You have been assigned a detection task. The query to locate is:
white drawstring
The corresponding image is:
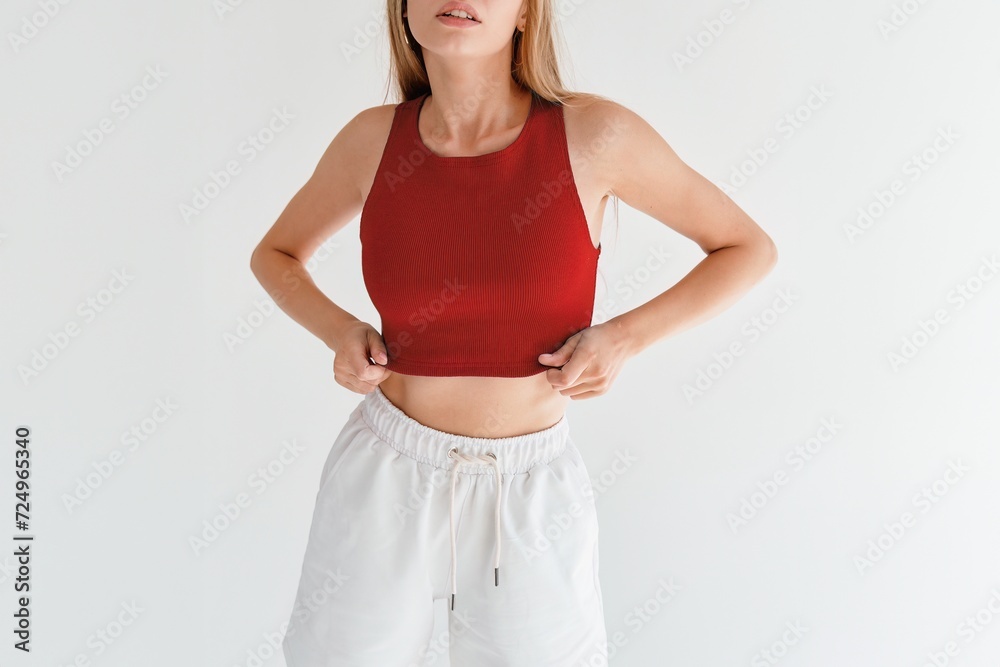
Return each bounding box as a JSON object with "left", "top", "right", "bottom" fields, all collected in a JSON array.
[{"left": 447, "top": 447, "right": 503, "bottom": 611}]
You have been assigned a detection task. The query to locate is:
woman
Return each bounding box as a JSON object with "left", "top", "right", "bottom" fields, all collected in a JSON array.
[{"left": 250, "top": 0, "right": 777, "bottom": 664}]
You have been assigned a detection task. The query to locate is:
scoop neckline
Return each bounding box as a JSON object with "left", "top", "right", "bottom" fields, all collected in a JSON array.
[{"left": 413, "top": 91, "right": 537, "bottom": 166}]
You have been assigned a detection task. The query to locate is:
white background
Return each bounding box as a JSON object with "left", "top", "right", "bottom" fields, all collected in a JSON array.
[{"left": 3, "top": 0, "right": 1000, "bottom": 665}]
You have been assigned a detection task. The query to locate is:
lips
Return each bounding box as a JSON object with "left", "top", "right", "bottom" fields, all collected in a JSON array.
[{"left": 437, "top": 2, "right": 480, "bottom": 22}]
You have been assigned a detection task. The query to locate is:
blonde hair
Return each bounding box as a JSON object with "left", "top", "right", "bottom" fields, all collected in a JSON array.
[
  {"left": 385, "top": 0, "right": 610, "bottom": 108},
  {"left": 383, "top": 0, "right": 620, "bottom": 282}
]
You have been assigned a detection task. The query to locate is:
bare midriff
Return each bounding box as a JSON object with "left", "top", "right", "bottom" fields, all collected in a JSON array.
[{"left": 377, "top": 370, "right": 570, "bottom": 438}]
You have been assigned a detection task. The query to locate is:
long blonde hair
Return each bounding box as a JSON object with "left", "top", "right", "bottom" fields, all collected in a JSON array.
[{"left": 385, "top": 0, "right": 607, "bottom": 107}]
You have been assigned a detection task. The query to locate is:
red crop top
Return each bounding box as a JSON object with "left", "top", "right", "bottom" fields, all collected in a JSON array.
[{"left": 360, "top": 91, "right": 601, "bottom": 377}]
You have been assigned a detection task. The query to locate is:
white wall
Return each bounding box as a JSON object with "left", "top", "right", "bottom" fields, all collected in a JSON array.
[{"left": 3, "top": 0, "right": 999, "bottom": 665}]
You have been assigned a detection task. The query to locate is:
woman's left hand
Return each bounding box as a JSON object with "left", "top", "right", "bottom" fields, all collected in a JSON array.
[{"left": 538, "top": 319, "right": 636, "bottom": 399}]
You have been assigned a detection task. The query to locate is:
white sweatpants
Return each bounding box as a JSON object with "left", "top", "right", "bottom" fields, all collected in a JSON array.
[{"left": 281, "top": 386, "right": 608, "bottom": 666}]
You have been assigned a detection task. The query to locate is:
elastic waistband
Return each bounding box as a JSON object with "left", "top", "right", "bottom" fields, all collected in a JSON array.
[{"left": 361, "top": 386, "right": 570, "bottom": 474}]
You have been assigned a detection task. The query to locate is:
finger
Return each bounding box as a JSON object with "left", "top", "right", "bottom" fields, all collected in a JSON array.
[
  {"left": 354, "top": 380, "right": 381, "bottom": 394},
  {"left": 568, "top": 388, "right": 602, "bottom": 400},
  {"left": 356, "top": 358, "right": 389, "bottom": 383},
  {"left": 336, "top": 349, "right": 384, "bottom": 385},
  {"left": 338, "top": 368, "right": 383, "bottom": 394},
  {"left": 358, "top": 368, "right": 393, "bottom": 393},
  {"left": 367, "top": 329, "right": 388, "bottom": 365},
  {"left": 558, "top": 378, "right": 603, "bottom": 397},
  {"left": 343, "top": 379, "right": 379, "bottom": 394},
  {"left": 547, "top": 346, "right": 593, "bottom": 389},
  {"left": 538, "top": 336, "right": 578, "bottom": 368}
]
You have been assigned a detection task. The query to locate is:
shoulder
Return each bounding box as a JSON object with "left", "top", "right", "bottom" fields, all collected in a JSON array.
[
  {"left": 557, "top": 92, "right": 660, "bottom": 193},
  {"left": 319, "top": 99, "right": 408, "bottom": 198},
  {"left": 558, "top": 92, "right": 626, "bottom": 126},
  {"left": 337, "top": 100, "right": 405, "bottom": 158},
  {"left": 557, "top": 92, "right": 642, "bottom": 147},
  {"left": 563, "top": 93, "right": 655, "bottom": 156},
  {"left": 558, "top": 92, "right": 683, "bottom": 196}
]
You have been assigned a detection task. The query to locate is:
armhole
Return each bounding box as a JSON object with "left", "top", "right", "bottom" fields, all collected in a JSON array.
[{"left": 556, "top": 102, "right": 602, "bottom": 256}]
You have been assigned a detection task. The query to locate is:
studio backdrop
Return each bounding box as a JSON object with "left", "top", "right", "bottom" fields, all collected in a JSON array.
[{"left": 3, "top": 0, "right": 999, "bottom": 665}]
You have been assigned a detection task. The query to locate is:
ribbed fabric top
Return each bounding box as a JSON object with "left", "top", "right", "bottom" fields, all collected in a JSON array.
[{"left": 360, "top": 91, "right": 601, "bottom": 377}]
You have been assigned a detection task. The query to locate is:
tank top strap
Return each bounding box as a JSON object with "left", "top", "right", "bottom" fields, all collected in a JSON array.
[{"left": 378, "top": 94, "right": 424, "bottom": 158}]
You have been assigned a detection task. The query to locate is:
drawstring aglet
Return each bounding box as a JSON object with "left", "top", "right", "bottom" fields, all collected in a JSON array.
[
  {"left": 451, "top": 593, "right": 455, "bottom": 611},
  {"left": 495, "top": 566, "right": 499, "bottom": 586}
]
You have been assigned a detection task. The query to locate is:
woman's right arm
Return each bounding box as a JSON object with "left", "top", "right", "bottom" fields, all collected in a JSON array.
[{"left": 249, "top": 105, "right": 393, "bottom": 391}]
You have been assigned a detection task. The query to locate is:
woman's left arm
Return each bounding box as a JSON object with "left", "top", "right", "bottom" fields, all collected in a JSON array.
[{"left": 540, "top": 99, "right": 779, "bottom": 398}]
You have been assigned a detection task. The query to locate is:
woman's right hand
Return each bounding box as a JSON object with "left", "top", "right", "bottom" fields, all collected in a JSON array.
[{"left": 330, "top": 320, "right": 392, "bottom": 394}]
